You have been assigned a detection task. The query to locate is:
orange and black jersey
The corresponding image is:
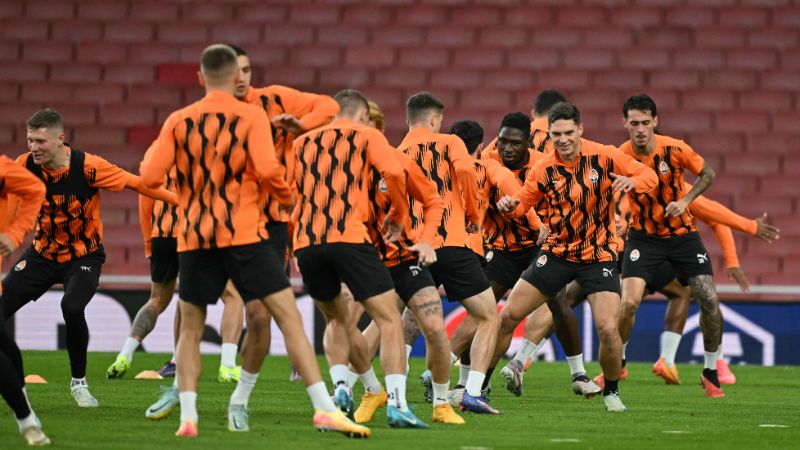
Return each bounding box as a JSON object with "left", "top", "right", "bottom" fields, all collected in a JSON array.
[
  {"left": 18, "top": 148, "right": 175, "bottom": 263},
  {"left": 138, "top": 167, "right": 179, "bottom": 257},
  {"left": 399, "top": 128, "right": 480, "bottom": 250},
  {"left": 292, "top": 118, "right": 408, "bottom": 250},
  {"left": 141, "top": 90, "right": 292, "bottom": 252},
  {"left": 483, "top": 117, "right": 553, "bottom": 156},
  {"left": 512, "top": 139, "right": 658, "bottom": 263},
  {"left": 243, "top": 85, "right": 339, "bottom": 224},
  {"left": 0, "top": 155, "right": 45, "bottom": 274},
  {"left": 367, "top": 150, "right": 444, "bottom": 266},
  {"left": 482, "top": 149, "right": 546, "bottom": 252},
  {"left": 620, "top": 134, "right": 706, "bottom": 238}
]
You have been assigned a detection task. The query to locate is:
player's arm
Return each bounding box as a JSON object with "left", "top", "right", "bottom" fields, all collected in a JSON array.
[
  {"left": 706, "top": 219, "right": 750, "bottom": 293},
  {"left": 249, "top": 110, "right": 293, "bottom": 206},
  {"left": 402, "top": 152, "right": 443, "bottom": 265},
  {"left": 608, "top": 148, "right": 658, "bottom": 194},
  {"left": 271, "top": 86, "right": 339, "bottom": 134},
  {"left": 140, "top": 116, "right": 178, "bottom": 190},
  {"left": 498, "top": 161, "right": 545, "bottom": 219},
  {"left": 486, "top": 160, "right": 545, "bottom": 230},
  {"left": 448, "top": 135, "right": 481, "bottom": 225},
  {"left": 0, "top": 156, "right": 45, "bottom": 256},
  {"left": 365, "top": 130, "right": 409, "bottom": 229},
  {"left": 87, "top": 153, "right": 177, "bottom": 205},
  {"left": 666, "top": 144, "right": 714, "bottom": 217},
  {"left": 138, "top": 194, "right": 155, "bottom": 258}
]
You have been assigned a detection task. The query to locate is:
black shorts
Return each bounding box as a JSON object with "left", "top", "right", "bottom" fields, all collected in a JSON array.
[
  {"left": 646, "top": 261, "right": 689, "bottom": 294},
  {"left": 521, "top": 250, "right": 620, "bottom": 297},
  {"left": 296, "top": 243, "right": 394, "bottom": 302},
  {"left": 265, "top": 222, "right": 290, "bottom": 274},
  {"left": 388, "top": 260, "right": 436, "bottom": 304},
  {"left": 622, "top": 231, "right": 713, "bottom": 285},
  {"left": 483, "top": 246, "right": 539, "bottom": 290},
  {"left": 429, "top": 246, "right": 491, "bottom": 302},
  {"left": 178, "top": 241, "right": 290, "bottom": 305},
  {"left": 150, "top": 237, "right": 179, "bottom": 283}
]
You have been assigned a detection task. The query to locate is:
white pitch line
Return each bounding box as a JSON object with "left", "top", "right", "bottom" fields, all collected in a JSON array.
[
  {"left": 759, "top": 424, "right": 789, "bottom": 428},
  {"left": 663, "top": 430, "right": 692, "bottom": 434},
  {"left": 549, "top": 438, "right": 582, "bottom": 443}
]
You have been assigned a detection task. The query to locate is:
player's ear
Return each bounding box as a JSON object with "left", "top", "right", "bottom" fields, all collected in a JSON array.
[
  {"left": 197, "top": 71, "right": 205, "bottom": 87},
  {"left": 652, "top": 116, "right": 659, "bottom": 129},
  {"left": 577, "top": 123, "right": 584, "bottom": 138}
]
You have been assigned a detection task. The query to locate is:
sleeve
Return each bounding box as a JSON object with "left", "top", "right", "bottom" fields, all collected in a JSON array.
[
  {"left": 708, "top": 222, "right": 740, "bottom": 269},
  {"left": 510, "top": 161, "right": 546, "bottom": 219},
  {"left": 402, "top": 152, "right": 444, "bottom": 245},
  {"left": 140, "top": 114, "right": 178, "bottom": 189},
  {"left": 448, "top": 135, "right": 481, "bottom": 224},
  {"left": 94, "top": 146, "right": 178, "bottom": 204},
  {"left": 0, "top": 156, "right": 45, "bottom": 246},
  {"left": 275, "top": 85, "right": 339, "bottom": 132},
  {"left": 248, "top": 109, "right": 293, "bottom": 205},
  {"left": 686, "top": 183, "right": 758, "bottom": 235},
  {"left": 608, "top": 147, "right": 658, "bottom": 194},
  {"left": 138, "top": 194, "right": 155, "bottom": 258},
  {"left": 680, "top": 141, "right": 705, "bottom": 176},
  {"left": 485, "top": 160, "right": 543, "bottom": 229},
  {"left": 364, "top": 129, "right": 408, "bottom": 224}
]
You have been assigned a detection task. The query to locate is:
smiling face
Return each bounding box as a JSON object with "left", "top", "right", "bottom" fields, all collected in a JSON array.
[
  {"left": 548, "top": 118, "right": 583, "bottom": 162},
  {"left": 624, "top": 108, "right": 658, "bottom": 153},
  {"left": 27, "top": 126, "right": 64, "bottom": 166}
]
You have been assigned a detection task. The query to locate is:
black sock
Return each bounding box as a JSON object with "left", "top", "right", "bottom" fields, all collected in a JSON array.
[
  {"left": 703, "top": 368, "right": 720, "bottom": 387},
  {"left": 482, "top": 367, "right": 495, "bottom": 391},
  {"left": 621, "top": 358, "right": 627, "bottom": 369},
  {"left": 603, "top": 378, "right": 619, "bottom": 396}
]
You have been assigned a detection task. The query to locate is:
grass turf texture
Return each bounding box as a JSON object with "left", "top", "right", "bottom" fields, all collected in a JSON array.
[{"left": 1, "top": 351, "right": 798, "bottom": 449}]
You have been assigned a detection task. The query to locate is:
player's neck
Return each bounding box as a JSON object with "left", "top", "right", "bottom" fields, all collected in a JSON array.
[
  {"left": 506, "top": 151, "right": 530, "bottom": 170},
  {"left": 44, "top": 146, "right": 69, "bottom": 171},
  {"left": 408, "top": 123, "right": 437, "bottom": 133},
  {"left": 633, "top": 137, "right": 657, "bottom": 156}
]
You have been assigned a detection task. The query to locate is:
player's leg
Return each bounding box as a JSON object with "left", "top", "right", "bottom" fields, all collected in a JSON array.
[
  {"left": 653, "top": 276, "right": 689, "bottom": 384},
  {"left": 218, "top": 280, "right": 244, "bottom": 383}
]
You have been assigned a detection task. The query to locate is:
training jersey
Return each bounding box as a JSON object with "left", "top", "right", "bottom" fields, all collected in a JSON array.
[
  {"left": 138, "top": 167, "right": 179, "bottom": 257},
  {"left": 399, "top": 128, "right": 480, "bottom": 250},
  {"left": 18, "top": 148, "right": 175, "bottom": 263},
  {"left": 620, "top": 134, "right": 706, "bottom": 238},
  {"left": 0, "top": 155, "right": 45, "bottom": 275},
  {"left": 141, "top": 90, "right": 292, "bottom": 252},
  {"left": 511, "top": 139, "right": 657, "bottom": 263},
  {"left": 466, "top": 158, "right": 523, "bottom": 256},
  {"left": 243, "top": 85, "right": 338, "bottom": 224},
  {"left": 292, "top": 118, "right": 408, "bottom": 250}
]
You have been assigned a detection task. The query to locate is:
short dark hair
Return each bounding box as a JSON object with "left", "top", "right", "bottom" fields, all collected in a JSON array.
[
  {"left": 406, "top": 92, "right": 445, "bottom": 124},
  {"left": 200, "top": 44, "right": 238, "bottom": 81},
  {"left": 334, "top": 89, "right": 370, "bottom": 116},
  {"left": 26, "top": 108, "right": 63, "bottom": 131},
  {"left": 533, "top": 89, "right": 568, "bottom": 116},
  {"left": 227, "top": 44, "right": 247, "bottom": 56},
  {"left": 548, "top": 102, "right": 581, "bottom": 125},
  {"left": 449, "top": 120, "right": 484, "bottom": 154},
  {"left": 623, "top": 93, "right": 657, "bottom": 119},
  {"left": 499, "top": 112, "right": 531, "bottom": 142}
]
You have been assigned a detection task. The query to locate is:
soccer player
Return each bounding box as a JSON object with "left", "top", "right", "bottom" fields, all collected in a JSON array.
[
  {"left": 140, "top": 44, "right": 368, "bottom": 438},
  {"left": 398, "top": 92, "right": 502, "bottom": 414},
  {"left": 616, "top": 93, "right": 726, "bottom": 398},
  {"left": 495, "top": 102, "right": 658, "bottom": 412},
  {"left": 292, "top": 88, "right": 428, "bottom": 429},
  {"left": 2, "top": 108, "right": 177, "bottom": 408},
  {"left": 0, "top": 156, "right": 50, "bottom": 446},
  {"left": 483, "top": 89, "right": 567, "bottom": 155}
]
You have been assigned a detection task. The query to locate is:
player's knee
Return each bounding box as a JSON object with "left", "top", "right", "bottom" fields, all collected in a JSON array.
[
  {"left": 596, "top": 322, "right": 619, "bottom": 344},
  {"left": 60, "top": 301, "right": 86, "bottom": 320},
  {"left": 620, "top": 296, "right": 640, "bottom": 317},
  {"left": 697, "top": 295, "right": 720, "bottom": 315}
]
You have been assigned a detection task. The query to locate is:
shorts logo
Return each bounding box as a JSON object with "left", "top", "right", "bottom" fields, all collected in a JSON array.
[
  {"left": 14, "top": 260, "right": 26, "bottom": 271},
  {"left": 409, "top": 264, "right": 421, "bottom": 276},
  {"left": 659, "top": 160, "right": 669, "bottom": 175},
  {"left": 697, "top": 253, "right": 709, "bottom": 264},
  {"left": 378, "top": 178, "right": 388, "bottom": 193},
  {"left": 81, "top": 266, "right": 91, "bottom": 272},
  {"left": 588, "top": 169, "right": 599, "bottom": 183},
  {"left": 630, "top": 249, "right": 640, "bottom": 262},
  {"left": 602, "top": 267, "right": 614, "bottom": 278},
  {"left": 485, "top": 251, "right": 494, "bottom": 262},
  {"left": 536, "top": 254, "right": 547, "bottom": 268}
]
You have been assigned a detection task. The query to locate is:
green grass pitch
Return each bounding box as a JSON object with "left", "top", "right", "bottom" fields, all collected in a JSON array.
[{"left": 1, "top": 351, "right": 797, "bottom": 449}]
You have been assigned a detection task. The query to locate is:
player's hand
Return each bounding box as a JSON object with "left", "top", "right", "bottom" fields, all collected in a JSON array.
[
  {"left": 536, "top": 225, "right": 548, "bottom": 245},
  {"left": 727, "top": 266, "right": 750, "bottom": 293},
  {"left": 754, "top": 213, "right": 780, "bottom": 243},
  {"left": 271, "top": 114, "right": 304, "bottom": 135},
  {"left": 497, "top": 195, "right": 520, "bottom": 214},
  {"left": 609, "top": 172, "right": 635, "bottom": 193},
  {"left": 0, "top": 233, "right": 17, "bottom": 257},
  {"left": 278, "top": 192, "right": 297, "bottom": 215},
  {"left": 409, "top": 242, "right": 437, "bottom": 266},
  {"left": 665, "top": 198, "right": 689, "bottom": 217},
  {"left": 382, "top": 217, "right": 403, "bottom": 243},
  {"left": 465, "top": 221, "right": 479, "bottom": 234}
]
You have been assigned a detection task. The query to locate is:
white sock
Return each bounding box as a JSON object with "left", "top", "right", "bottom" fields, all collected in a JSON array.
[
  {"left": 622, "top": 342, "right": 628, "bottom": 360},
  {"left": 220, "top": 343, "right": 237, "bottom": 369},
  {"left": 121, "top": 337, "right": 140, "bottom": 361},
  {"left": 70, "top": 377, "right": 87, "bottom": 389},
  {"left": 358, "top": 367, "right": 383, "bottom": 394},
  {"left": 566, "top": 354, "right": 586, "bottom": 376},
  {"left": 404, "top": 345, "right": 413, "bottom": 375},
  {"left": 229, "top": 369, "right": 258, "bottom": 407},
  {"left": 432, "top": 382, "right": 449, "bottom": 407},
  {"left": 660, "top": 331, "right": 682, "bottom": 367},
  {"left": 513, "top": 338, "right": 541, "bottom": 364},
  {"left": 345, "top": 369, "right": 359, "bottom": 388},
  {"left": 179, "top": 391, "right": 198, "bottom": 423},
  {"left": 450, "top": 352, "right": 459, "bottom": 365},
  {"left": 704, "top": 350, "right": 718, "bottom": 370},
  {"left": 329, "top": 364, "right": 351, "bottom": 393},
  {"left": 21, "top": 387, "right": 32, "bottom": 410},
  {"left": 458, "top": 364, "right": 470, "bottom": 387},
  {"left": 307, "top": 381, "right": 336, "bottom": 412},
  {"left": 717, "top": 348, "right": 725, "bottom": 361},
  {"left": 385, "top": 374, "right": 408, "bottom": 411},
  {"left": 465, "top": 370, "right": 485, "bottom": 397},
  {"left": 170, "top": 353, "right": 176, "bottom": 363},
  {"left": 16, "top": 412, "right": 39, "bottom": 433}
]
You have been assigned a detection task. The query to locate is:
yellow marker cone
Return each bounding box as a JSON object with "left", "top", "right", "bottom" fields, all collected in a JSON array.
[
  {"left": 134, "top": 370, "right": 164, "bottom": 380},
  {"left": 24, "top": 374, "right": 48, "bottom": 384}
]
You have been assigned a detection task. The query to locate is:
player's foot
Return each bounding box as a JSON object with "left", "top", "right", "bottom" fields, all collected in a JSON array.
[
  {"left": 70, "top": 385, "right": 99, "bottom": 408},
  {"left": 572, "top": 374, "right": 602, "bottom": 398},
  {"left": 652, "top": 357, "right": 681, "bottom": 385},
  {"left": 716, "top": 359, "right": 737, "bottom": 385},
  {"left": 333, "top": 388, "right": 355, "bottom": 421},
  {"left": 289, "top": 365, "right": 302, "bottom": 382},
  {"left": 218, "top": 365, "right": 241, "bottom": 383},
  {"left": 354, "top": 389, "right": 387, "bottom": 423},
  {"left": 21, "top": 426, "right": 51, "bottom": 446},
  {"left": 146, "top": 386, "right": 179, "bottom": 420},
  {"left": 524, "top": 356, "right": 532, "bottom": 372},
  {"left": 106, "top": 354, "right": 130, "bottom": 379},
  {"left": 447, "top": 386, "right": 465, "bottom": 408},
  {"left": 158, "top": 361, "right": 176, "bottom": 378},
  {"left": 175, "top": 419, "right": 198, "bottom": 437},
  {"left": 701, "top": 371, "right": 725, "bottom": 398},
  {"left": 432, "top": 403, "right": 465, "bottom": 425},
  {"left": 603, "top": 393, "right": 628, "bottom": 412},
  {"left": 227, "top": 404, "right": 250, "bottom": 432},
  {"left": 313, "top": 409, "right": 371, "bottom": 438},
  {"left": 387, "top": 405, "right": 429, "bottom": 428},
  {"left": 459, "top": 392, "right": 499, "bottom": 415},
  {"left": 419, "top": 369, "right": 433, "bottom": 403},
  {"left": 500, "top": 359, "right": 524, "bottom": 397}
]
